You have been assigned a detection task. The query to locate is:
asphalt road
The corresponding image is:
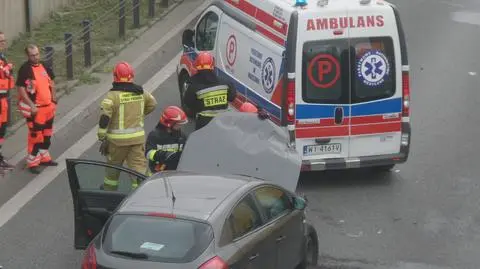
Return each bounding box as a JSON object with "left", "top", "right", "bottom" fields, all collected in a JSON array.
[{"left": 0, "top": 0, "right": 479, "bottom": 268}]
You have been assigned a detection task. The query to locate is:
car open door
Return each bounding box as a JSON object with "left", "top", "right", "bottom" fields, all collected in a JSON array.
[
  {"left": 65, "top": 159, "right": 148, "bottom": 250},
  {"left": 177, "top": 112, "right": 302, "bottom": 192}
]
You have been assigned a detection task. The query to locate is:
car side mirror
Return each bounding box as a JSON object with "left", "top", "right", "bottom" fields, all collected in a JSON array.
[
  {"left": 293, "top": 196, "right": 307, "bottom": 210},
  {"left": 182, "top": 29, "right": 195, "bottom": 48}
]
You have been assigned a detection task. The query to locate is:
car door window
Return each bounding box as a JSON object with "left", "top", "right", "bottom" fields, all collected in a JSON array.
[
  {"left": 253, "top": 186, "right": 293, "bottom": 222},
  {"left": 195, "top": 11, "right": 219, "bottom": 51},
  {"left": 228, "top": 195, "right": 263, "bottom": 239},
  {"left": 74, "top": 162, "right": 144, "bottom": 193},
  {"left": 66, "top": 159, "right": 148, "bottom": 250}
]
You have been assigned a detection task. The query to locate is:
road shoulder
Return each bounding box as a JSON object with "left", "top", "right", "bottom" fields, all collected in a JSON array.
[{"left": 1, "top": 0, "right": 209, "bottom": 167}]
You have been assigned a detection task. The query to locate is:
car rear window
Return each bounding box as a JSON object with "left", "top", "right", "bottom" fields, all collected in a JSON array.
[
  {"left": 103, "top": 214, "right": 214, "bottom": 263},
  {"left": 302, "top": 37, "right": 396, "bottom": 104}
]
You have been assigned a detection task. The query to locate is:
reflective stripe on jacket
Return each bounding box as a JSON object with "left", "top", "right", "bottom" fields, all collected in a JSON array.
[
  {"left": 0, "top": 58, "right": 14, "bottom": 90},
  {"left": 99, "top": 89, "right": 157, "bottom": 146}
]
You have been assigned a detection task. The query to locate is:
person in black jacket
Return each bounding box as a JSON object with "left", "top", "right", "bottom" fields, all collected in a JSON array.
[
  {"left": 145, "top": 106, "right": 188, "bottom": 176},
  {"left": 183, "top": 51, "right": 236, "bottom": 130}
]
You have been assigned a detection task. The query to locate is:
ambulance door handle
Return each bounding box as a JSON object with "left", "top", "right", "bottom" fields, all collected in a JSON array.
[
  {"left": 315, "top": 138, "right": 331, "bottom": 144},
  {"left": 334, "top": 107, "right": 343, "bottom": 125}
]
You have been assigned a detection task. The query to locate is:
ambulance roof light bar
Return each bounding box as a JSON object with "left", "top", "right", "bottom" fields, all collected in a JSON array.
[
  {"left": 317, "top": 0, "right": 328, "bottom": 7},
  {"left": 295, "top": 0, "right": 308, "bottom": 7}
]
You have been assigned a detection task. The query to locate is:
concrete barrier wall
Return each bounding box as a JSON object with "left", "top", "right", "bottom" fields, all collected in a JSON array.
[
  {"left": 0, "top": 0, "right": 76, "bottom": 40},
  {"left": 0, "top": 0, "right": 26, "bottom": 40}
]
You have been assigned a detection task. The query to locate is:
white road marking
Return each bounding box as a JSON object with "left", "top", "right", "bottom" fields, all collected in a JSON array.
[
  {"left": 7, "top": 0, "right": 212, "bottom": 167},
  {"left": 0, "top": 53, "right": 181, "bottom": 229},
  {"left": 468, "top": 72, "right": 477, "bottom": 76},
  {"left": 450, "top": 11, "right": 480, "bottom": 26},
  {"left": 439, "top": 0, "right": 464, "bottom": 8}
]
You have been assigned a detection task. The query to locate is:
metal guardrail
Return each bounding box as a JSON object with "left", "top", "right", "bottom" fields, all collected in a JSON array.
[
  {"left": 5, "top": 0, "right": 173, "bottom": 128},
  {"left": 44, "top": 0, "right": 170, "bottom": 80}
]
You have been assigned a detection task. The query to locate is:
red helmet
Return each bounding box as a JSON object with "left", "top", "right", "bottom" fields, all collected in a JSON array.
[
  {"left": 239, "top": 102, "right": 258, "bottom": 113},
  {"left": 194, "top": 52, "right": 214, "bottom": 71},
  {"left": 159, "top": 106, "right": 188, "bottom": 128},
  {"left": 113, "top": 61, "right": 134, "bottom": 83}
]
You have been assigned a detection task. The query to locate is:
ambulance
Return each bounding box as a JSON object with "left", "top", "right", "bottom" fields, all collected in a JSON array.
[{"left": 177, "top": 0, "right": 411, "bottom": 172}]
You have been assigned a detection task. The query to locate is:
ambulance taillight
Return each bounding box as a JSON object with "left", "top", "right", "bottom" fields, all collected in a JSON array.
[
  {"left": 402, "top": 68, "right": 410, "bottom": 117},
  {"left": 287, "top": 78, "right": 295, "bottom": 123}
]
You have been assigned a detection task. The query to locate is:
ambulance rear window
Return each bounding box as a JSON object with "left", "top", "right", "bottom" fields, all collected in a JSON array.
[
  {"left": 352, "top": 37, "right": 396, "bottom": 103},
  {"left": 302, "top": 37, "right": 396, "bottom": 104},
  {"left": 302, "top": 40, "right": 350, "bottom": 104}
]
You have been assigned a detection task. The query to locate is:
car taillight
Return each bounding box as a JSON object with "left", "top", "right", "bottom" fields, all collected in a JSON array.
[
  {"left": 198, "top": 256, "right": 229, "bottom": 269},
  {"left": 402, "top": 69, "right": 410, "bottom": 117},
  {"left": 287, "top": 78, "right": 295, "bottom": 123},
  {"left": 82, "top": 244, "right": 97, "bottom": 269}
]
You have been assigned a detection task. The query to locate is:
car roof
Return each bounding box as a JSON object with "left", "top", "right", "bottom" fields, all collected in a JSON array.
[{"left": 117, "top": 171, "right": 257, "bottom": 220}]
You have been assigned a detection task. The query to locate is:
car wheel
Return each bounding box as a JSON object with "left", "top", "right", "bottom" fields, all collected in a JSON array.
[
  {"left": 178, "top": 71, "right": 190, "bottom": 111},
  {"left": 297, "top": 226, "right": 319, "bottom": 269},
  {"left": 305, "top": 231, "right": 319, "bottom": 266}
]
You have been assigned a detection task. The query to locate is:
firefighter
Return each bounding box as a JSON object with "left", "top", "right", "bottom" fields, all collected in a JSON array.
[
  {"left": 16, "top": 44, "right": 57, "bottom": 174},
  {"left": 145, "top": 105, "right": 188, "bottom": 176},
  {"left": 97, "top": 61, "right": 157, "bottom": 190},
  {"left": 239, "top": 101, "right": 270, "bottom": 120},
  {"left": 183, "top": 51, "right": 236, "bottom": 130},
  {"left": 239, "top": 102, "right": 258, "bottom": 113},
  {"left": 0, "top": 31, "right": 14, "bottom": 170}
]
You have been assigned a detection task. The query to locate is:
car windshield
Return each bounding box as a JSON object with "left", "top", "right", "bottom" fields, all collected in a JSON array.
[{"left": 102, "top": 214, "right": 214, "bottom": 263}]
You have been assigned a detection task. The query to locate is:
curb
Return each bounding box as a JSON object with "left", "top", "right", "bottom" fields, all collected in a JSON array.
[{"left": 5, "top": 0, "right": 184, "bottom": 139}]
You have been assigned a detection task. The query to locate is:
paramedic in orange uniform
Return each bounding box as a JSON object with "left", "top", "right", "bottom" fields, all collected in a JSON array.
[
  {"left": 16, "top": 44, "right": 58, "bottom": 174},
  {"left": 0, "top": 31, "right": 15, "bottom": 170}
]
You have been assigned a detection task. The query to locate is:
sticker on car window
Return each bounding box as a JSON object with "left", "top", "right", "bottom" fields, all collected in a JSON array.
[
  {"left": 356, "top": 50, "right": 390, "bottom": 87},
  {"left": 140, "top": 242, "right": 165, "bottom": 251}
]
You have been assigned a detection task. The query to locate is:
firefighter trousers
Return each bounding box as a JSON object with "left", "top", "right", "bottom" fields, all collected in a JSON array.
[
  {"left": 0, "top": 95, "right": 9, "bottom": 145},
  {"left": 24, "top": 103, "right": 56, "bottom": 168},
  {"left": 103, "top": 142, "right": 147, "bottom": 191}
]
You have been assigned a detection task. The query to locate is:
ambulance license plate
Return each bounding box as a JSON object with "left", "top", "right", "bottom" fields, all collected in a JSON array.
[{"left": 303, "top": 143, "right": 341, "bottom": 155}]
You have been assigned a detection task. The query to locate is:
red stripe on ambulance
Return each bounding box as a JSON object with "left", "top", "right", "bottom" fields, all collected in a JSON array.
[
  {"left": 256, "top": 25, "right": 284, "bottom": 46},
  {"left": 255, "top": 8, "right": 288, "bottom": 35},
  {"left": 296, "top": 121, "right": 401, "bottom": 138},
  {"left": 296, "top": 126, "right": 349, "bottom": 138},
  {"left": 225, "top": 0, "right": 288, "bottom": 36},
  {"left": 351, "top": 122, "right": 401, "bottom": 136},
  {"left": 226, "top": 0, "right": 256, "bottom": 17}
]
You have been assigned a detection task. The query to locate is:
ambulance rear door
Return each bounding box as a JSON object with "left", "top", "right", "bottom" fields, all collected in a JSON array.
[
  {"left": 295, "top": 8, "right": 352, "bottom": 161},
  {"left": 347, "top": 6, "right": 403, "bottom": 158}
]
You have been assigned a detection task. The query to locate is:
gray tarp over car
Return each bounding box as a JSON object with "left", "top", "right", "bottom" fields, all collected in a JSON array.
[{"left": 176, "top": 112, "right": 302, "bottom": 192}]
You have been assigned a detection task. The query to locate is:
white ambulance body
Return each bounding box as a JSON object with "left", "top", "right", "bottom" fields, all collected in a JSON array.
[{"left": 177, "top": 0, "right": 411, "bottom": 172}]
